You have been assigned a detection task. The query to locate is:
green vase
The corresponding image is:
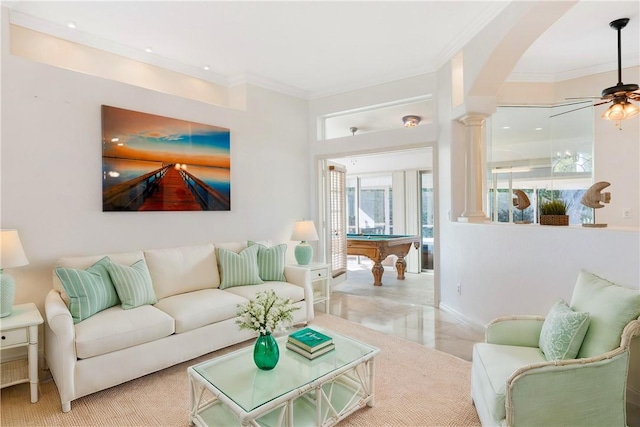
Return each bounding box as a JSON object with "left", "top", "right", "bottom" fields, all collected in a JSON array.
[{"left": 253, "top": 333, "right": 279, "bottom": 370}]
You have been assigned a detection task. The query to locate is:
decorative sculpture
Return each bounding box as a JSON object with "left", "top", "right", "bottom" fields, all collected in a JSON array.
[
  {"left": 513, "top": 190, "right": 531, "bottom": 224},
  {"left": 581, "top": 181, "right": 611, "bottom": 227}
]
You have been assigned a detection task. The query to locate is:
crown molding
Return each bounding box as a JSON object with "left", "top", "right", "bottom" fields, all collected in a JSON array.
[
  {"left": 9, "top": 9, "right": 230, "bottom": 87},
  {"left": 228, "top": 73, "right": 310, "bottom": 100},
  {"left": 434, "top": 2, "right": 511, "bottom": 71},
  {"left": 308, "top": 68, "right": 436, "bottom": 100},
  {"left": 507, "top": 58, "right": 640, "bottom": 84}
]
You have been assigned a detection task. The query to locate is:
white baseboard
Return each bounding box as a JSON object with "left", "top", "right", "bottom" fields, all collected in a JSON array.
[{"left": 438, "top": 303, "right": 486, "bottom": 334}]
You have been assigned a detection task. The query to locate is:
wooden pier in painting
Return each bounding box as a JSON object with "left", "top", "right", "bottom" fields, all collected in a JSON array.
[
  {"left": 139, "top": 168, "right": 202, "bottom": 211},
  {"left": 103, "top": 164, "right": 230, "bottom": 211}
]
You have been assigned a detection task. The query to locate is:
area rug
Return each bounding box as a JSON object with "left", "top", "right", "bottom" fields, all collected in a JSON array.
[{"left": 1, "top": 314, "right": 481, "bottom": 426}]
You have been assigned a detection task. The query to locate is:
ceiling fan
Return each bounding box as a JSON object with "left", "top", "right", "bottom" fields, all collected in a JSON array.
[{"left": 551, "top": 18, "right": 640, "bottom": 126}]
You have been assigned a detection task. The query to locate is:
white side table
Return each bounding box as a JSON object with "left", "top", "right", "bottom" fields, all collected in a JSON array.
[
  {"left": 292, "top": 263, "right": 331, "bottom": 309},
  {"left": 0, "top": 302, "right": 44, "bottom": 403}
]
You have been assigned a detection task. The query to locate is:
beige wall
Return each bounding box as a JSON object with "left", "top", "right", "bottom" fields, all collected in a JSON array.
[{"left": 1, "top": 10, "right": 311, "bottom": 318}]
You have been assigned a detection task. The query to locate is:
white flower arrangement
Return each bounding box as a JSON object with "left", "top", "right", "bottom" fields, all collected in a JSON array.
[{"left": 236, "top": 290, "right": 299, "bottom": 335}]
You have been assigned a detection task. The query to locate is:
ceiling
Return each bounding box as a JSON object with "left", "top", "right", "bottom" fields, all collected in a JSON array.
[{"left": 4, "top": 1, "right": 638, "bottom": 100}]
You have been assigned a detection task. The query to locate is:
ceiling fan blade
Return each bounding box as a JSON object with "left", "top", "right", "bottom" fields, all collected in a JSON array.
[
  {"left": 549, "top": 102, "right": 609, "bottom": 118},
  {"left": 565, "top": 96, "right": 601, "bottom": 100},
  {"left": 557, "top": 100, "right": 595, "bottom": 107}
]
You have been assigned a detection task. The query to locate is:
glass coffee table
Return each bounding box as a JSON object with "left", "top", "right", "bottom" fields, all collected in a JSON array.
[{"left": 188, "top": 326, "right": 380, "bottom": 427}]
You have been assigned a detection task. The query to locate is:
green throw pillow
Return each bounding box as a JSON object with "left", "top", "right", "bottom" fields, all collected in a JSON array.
[
  {"left": 55, "top": 256, "right": 120, "bottom": 324},
  {"left": 570, "top": 269, "right": 640, "bottom": 358},
  {"left": 539, "top": 300, "right": 590, "bottom": 361},
  {"left": 107, "top": 259, "right": 157, "bottom": 309},
  {"left": 249, "top": 241, "right": 287, "bottom": 282},
  {"left": 218, "top": 245, "right": 263, "bottom": 289}
]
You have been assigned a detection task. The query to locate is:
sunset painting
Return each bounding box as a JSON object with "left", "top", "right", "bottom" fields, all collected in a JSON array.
[{"left": 101, "top": 105, "right": 230, "bottom": 211}]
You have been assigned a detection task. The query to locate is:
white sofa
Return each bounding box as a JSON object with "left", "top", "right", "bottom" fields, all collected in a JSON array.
[{"left": 44, "top": 241, "right": 314, "bottom": 412}]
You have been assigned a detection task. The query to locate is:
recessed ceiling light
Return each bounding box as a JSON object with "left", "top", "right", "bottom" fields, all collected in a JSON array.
[
  {"left": 535, "top": 127, "right": 543, "bottom": 131},
  {"left": 502, "top": 126, "right": 510, "bottom": 129},
  {"left": 145, "top": 47, "right": 153, "bottom": 53},
  {"left": 67, "top": 21, "right": 77, "bottom": 29},
  {"left": 203, "top": 65, "right": 210, "bottom": 71}
]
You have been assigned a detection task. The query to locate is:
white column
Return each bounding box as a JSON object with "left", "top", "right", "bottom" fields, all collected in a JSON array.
[{"left": 458, "top": 114, "right": 490, "bottom": 223}]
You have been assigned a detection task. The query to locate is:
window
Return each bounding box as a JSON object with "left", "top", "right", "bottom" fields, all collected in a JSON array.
[
  {"left": 487, "top": 104, "right": 594, "bottom": 225},
  {"left": 321, "top": 97, "right": 432, "bottom": 140},
  {"left": 347, "top": 175, "right": 393, "bottom": 234}
]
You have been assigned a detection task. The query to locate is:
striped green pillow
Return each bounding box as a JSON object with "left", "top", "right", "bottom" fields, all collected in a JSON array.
[
  {"left": 107, "top": 259, "right": 157, "bottom": 309},
  {"left": 55, "top": 257, "right": 119, "bottom": 324},
  {"left": 249, "top": 241, "right": 287, "bottom": 281},
  {"left": 218, "top": 245, "right": 263, "bottom": 289}
]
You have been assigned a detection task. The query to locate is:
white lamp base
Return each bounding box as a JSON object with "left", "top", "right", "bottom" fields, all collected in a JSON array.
[
  {"left": 0, "top": 272, "right": 16, "bottom": 318},
  {"left": 294, "top": 242, "right": 313, "bottom": 265}
]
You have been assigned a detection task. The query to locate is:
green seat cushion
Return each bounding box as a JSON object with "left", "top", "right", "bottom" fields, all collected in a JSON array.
[
  {"left": 55, "top": 256, "right": 120, "bottom": 323},
  {"left": 539, "top": 300, "right": 590, "bottom": 360},
  {"left": 218, "top": 245, "right": 263, "bottom": 289},
  {"left": 107, "top": 259, "right": 157, "bottom": 309},
  {"left": 472, "top": 343, "right": 546, "bottom": 424},
  {"left": 249, "top": 241, "right": 287, "bottom": 282},
  {"left": 570, "top": 269, "right": 640, "bottom": 358}
]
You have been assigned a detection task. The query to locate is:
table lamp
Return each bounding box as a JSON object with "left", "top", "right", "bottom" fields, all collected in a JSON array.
[
  {"left": 1, "top": 229, "right": 29, "bottom": 318},
  {"left": 290, "top": 220, "right": 319, "bottom": 265}
]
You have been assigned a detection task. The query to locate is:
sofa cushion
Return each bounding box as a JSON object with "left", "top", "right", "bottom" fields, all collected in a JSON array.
[
  {"left": 154, "top": 289, "right": 248, "bottom": 334},
  {"left": 53, "top": 251, "right": 145, "bottom": 306},
  {"left": 74, "top": 304, "right": 174, "bottom": 359},
  {"left": 218, "top": 245, "right": 263, "bottom": 289},
  {"left": 55, "top": 257, "right": 120, "bottom": 324},
  {"left": 539, "top": 300, "right": 590, "bottom": 361},
  {"left": 472, "top": 343, "right": 546, "bottom": 424},
  {"left": 144, "top": 244, "right": 220, "bottom": 299},
  {"left": 249, "top": 241, "right": 287, "bottom": 281},
  {"left": 223, "top": 281, "right": 305, "bottom": 304},
  {"left": 570, "top": 269, "right": 640, "bottom": 358},
  {"left": 108, "top": 259, "right": 158, "bottom": 309}
]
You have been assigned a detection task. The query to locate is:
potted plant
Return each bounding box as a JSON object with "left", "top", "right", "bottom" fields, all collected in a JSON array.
[{"left": 539, "top": 199, "right": 569, "bottom": 226}]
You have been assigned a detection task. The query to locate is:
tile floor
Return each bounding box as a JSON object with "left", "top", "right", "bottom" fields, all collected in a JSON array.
[
  {"left": 320, "top": 260, "right": 483, "bottom": 361},
  {"left": 321, "top": 259, "right": 640, "bottom": 425}
]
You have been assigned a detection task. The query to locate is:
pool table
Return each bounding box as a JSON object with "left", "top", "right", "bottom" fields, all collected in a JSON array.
[{"left": 346, "top": 234, "right": 421, "bottom": 286}]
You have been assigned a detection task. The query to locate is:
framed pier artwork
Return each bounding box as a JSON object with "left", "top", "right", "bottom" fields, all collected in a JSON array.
[{"left": 101, "top": 105, "right": 231, "bottom": 211}]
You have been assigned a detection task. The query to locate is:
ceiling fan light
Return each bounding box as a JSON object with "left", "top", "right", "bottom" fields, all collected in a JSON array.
[
  {"left": 623, "top": 101, "right": 640, "bottom": 119},
  {"left": 602, "top": 102, "right": 625, "bottom": 121}
]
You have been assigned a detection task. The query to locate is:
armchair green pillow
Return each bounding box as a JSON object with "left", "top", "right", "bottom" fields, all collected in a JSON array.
[{"left": 539, "top": 299, "right": 590, "bottom": 361}]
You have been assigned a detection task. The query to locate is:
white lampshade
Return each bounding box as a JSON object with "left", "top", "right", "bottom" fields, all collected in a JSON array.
[
  {"left": 0, "top": 229, "right": 29, "bottom": 269},
  {"left": 290, "top": 220, "right": 319, "bottom": 242}
]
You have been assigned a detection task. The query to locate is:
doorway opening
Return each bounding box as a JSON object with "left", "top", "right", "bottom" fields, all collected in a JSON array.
[{"left": 322, "top": 147, "right": 435, "bottom": 307}]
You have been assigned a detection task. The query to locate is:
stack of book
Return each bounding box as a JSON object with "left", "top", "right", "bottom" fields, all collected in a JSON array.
[{"left": 286, "top": 328, "right": 335, "bottom": 360}]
